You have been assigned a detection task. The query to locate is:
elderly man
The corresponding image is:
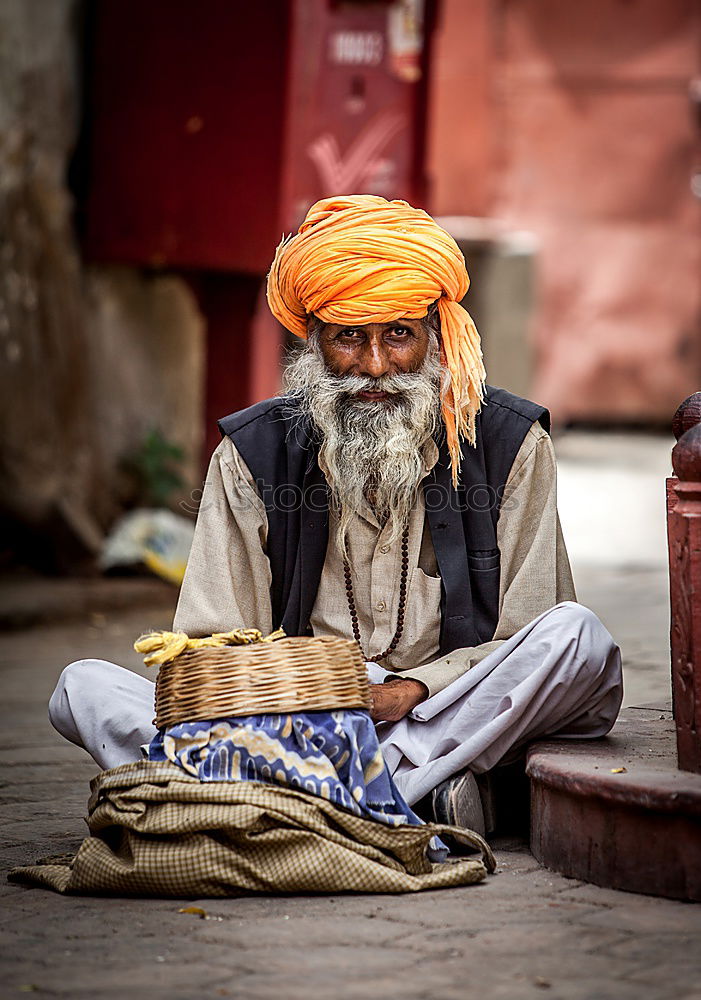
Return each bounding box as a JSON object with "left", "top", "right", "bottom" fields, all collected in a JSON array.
[{"left": 49, "top": 196, "right": 622, "bottom": 835}]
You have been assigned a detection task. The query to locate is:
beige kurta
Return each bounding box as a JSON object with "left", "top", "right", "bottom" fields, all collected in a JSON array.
[{"left": 173, "top": 421, "right": 575, "bottom": 697}]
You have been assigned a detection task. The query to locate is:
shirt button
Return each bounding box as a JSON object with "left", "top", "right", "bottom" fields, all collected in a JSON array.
[
  {"left": 376, "top": 600, "right": 387, "bottom": 612},
  {"left": 379, "top": 544, "right": 390, "bottom": 554}
]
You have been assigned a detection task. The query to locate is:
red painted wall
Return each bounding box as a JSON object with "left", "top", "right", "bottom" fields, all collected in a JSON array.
[
  {"left": 427, "top": 0, "right": 494, "bottom": 217},
  {"left": 428, "top": 0, "right": 701, "bottom": 422}
]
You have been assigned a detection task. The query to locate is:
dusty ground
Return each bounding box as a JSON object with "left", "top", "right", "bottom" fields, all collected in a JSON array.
[{"left": 1, "top": 432, "right": 699, "bottom": 1000}]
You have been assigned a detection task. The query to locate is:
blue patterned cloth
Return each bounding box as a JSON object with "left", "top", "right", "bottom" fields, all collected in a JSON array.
[{"left": 148, "top": 710, "right": 428, "bottom": 832}]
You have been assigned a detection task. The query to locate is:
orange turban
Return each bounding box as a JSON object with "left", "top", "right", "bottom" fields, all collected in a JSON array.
[{"left": 266, "top": 195, "right": 485, "bottom": 485}]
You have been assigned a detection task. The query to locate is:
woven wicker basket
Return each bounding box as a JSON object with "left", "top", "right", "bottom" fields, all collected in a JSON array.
[{"left": 153, "top": 635, "right": 370, "bottom": 728}]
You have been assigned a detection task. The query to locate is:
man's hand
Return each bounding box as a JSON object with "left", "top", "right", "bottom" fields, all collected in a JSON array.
[{"left": 369, "top": 678, "right": 428, "bottom": 722}]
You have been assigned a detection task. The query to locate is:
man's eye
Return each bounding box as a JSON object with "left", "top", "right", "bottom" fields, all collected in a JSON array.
[
  {"left": 390, "top": 326, "right": 411, "bottom": 337},
  {"left": 338, "top": 328, "right": 362, "bottom": 339}
]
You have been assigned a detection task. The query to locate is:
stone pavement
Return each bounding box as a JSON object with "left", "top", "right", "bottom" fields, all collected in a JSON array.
[{"left": 2, "top": 432, "right": 700, "bottom": 1000}]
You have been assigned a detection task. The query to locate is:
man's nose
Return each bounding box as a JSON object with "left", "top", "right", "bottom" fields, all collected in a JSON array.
[{"left": 358, "top": 340, "right": 391, "bottom": 378}]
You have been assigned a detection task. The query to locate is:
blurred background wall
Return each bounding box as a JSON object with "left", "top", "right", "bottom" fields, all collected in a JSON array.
[
  {"left": 0, "top": 0, "right": 699, "bottom": 573},
  {"left": 0, "top": 0, "right": 204, "bottom": 572},
  {"left": 430, "top": 0, "right": 701, "bottom": 423}
]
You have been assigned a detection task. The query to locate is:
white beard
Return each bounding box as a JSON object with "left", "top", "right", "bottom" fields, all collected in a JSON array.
[{"left": 282, "top": 342, "right": 443, "bottom": 560}]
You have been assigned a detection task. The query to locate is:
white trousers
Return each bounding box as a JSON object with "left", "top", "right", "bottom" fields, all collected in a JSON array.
[{"left": 48, "top": 602, "right": 622, "bottom": 806}]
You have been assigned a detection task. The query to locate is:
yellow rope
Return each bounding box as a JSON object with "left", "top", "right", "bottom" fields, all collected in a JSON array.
[{"left": 134, "top": 627, "right": 286, "bottom": 667}]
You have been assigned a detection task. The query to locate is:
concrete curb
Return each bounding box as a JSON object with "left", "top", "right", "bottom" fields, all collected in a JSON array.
[{"left": 0, "top": 575, "right": 177, "bottom": 630}]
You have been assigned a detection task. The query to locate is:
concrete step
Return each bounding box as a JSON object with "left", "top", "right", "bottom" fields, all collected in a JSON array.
[
  {"left": 526, "top": 706, "right": 701, "bottom": 901},
  {"left": 0, "top": 573, "right": 176, "bottom": 630}
]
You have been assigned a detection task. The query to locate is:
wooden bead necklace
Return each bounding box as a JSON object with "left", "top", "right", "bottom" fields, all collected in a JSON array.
[{"left": 343, "top": 526, "right": 410, "bottom": 663}]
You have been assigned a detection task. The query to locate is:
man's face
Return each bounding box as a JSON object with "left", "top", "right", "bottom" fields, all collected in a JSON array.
[
  {"left": 317, "top": 320, "right": 431, "bottom": 401},
  {"left": 284, "top": 316, "right": 442, "bottom": 553}
]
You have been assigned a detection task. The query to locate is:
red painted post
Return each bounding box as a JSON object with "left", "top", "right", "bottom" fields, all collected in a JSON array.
[{"left": 668, "top": 392, "right": 701, "bottom": 773}]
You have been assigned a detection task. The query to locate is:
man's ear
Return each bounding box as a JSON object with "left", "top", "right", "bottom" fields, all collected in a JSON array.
[{"left": 306, "top": 313, "right": 325, "bottom": 341}]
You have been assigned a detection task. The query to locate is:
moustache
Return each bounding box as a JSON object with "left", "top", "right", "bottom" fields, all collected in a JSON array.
[{"left": 327, "top": 371, "right": 432, "bottom": 399}]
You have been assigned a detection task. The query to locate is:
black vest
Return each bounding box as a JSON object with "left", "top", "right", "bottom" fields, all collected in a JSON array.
[{"left": 219, "top": 386, "right": 548, "bottom": 655}]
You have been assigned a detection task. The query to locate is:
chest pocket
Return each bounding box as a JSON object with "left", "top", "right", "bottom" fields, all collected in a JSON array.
[
  {"left": 400, "top": 567, "right": 443, "bottom": 662},
  {"left": 467, "top": 548, "right": 501, "bottom": 642}
]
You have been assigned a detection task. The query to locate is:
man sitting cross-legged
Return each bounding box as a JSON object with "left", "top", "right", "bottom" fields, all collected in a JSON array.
[{"left": 49, "top": 195, "right": 622, "bottom": 837}]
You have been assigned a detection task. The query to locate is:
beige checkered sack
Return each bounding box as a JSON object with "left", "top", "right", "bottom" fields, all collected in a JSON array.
[{"left": 9, "top": 761, "right": 495, "bottom": 897}]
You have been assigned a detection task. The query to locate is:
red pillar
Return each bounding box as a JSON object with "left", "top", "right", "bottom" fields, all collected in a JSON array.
[{"left": 668, "top": 392, "right": 701, "bottom": 773}]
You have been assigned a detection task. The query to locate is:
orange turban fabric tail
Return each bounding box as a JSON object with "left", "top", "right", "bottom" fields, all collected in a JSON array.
[{"left": 267, "top": 195, "right": 486, "bottom": 486}]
